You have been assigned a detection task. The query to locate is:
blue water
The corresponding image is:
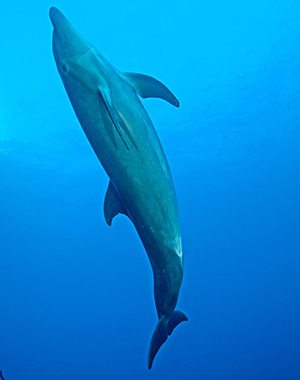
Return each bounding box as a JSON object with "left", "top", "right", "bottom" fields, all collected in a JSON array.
[{"left": 1, "top": 1, "right": 300, "bottom": 379}]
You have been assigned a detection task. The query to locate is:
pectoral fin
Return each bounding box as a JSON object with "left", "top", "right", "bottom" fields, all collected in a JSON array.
[
  {"left": 121, "top": 72, "right": 180, "bottom": 107},
  {"left": 104, "top": 181, "right": 129, "bottom": 226},
  {"left": 100, "top": 88, "right": 129, "bottom": 150}
]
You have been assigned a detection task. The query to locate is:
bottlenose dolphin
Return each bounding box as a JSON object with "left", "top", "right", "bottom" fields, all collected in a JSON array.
[
  {"left": 49, "top": 7, "right": 187, "bottom": 369},
  {"left": 0, "top": 370, "right": 5, "bottom": 380}
]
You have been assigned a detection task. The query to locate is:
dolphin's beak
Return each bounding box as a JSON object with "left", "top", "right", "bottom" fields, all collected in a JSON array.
[
  {"left": 49, "top": 7, "right": 94, "bottom": 70},
  {"left": 49, "top": 7, "right": 69, "bottom": 29}
]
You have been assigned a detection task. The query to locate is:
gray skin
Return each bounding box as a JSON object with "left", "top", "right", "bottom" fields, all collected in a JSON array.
[{"left": 50, "top": 7, "right": 187, "bottom": 369}]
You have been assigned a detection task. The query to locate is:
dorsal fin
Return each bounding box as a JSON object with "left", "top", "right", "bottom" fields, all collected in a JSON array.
[
  {"left": 104, "top": 181, "right": 129, "bottom": 226},
  {"left": 121, "top": 72, "right": 180, "bottom": 107}
]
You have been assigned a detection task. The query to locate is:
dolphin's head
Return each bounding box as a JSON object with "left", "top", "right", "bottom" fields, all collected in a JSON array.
[{"left": 50, "top": 7, "right": 92, "bottom": 75}]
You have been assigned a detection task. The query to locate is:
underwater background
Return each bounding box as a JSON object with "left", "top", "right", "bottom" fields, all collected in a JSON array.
[{"left": 1, "top": 0, "right": 300, "bottom": 379}]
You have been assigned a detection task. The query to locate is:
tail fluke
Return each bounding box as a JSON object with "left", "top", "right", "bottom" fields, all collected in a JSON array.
[{"left": 147, "top": 310, "right": 188, "bottom": 369}]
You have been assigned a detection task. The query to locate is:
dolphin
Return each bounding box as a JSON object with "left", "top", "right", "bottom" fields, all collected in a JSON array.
[
  {"left": 49, "top": 7, "right": 187, "bottom": 369},
  {"left": 0, "top": 370, "right": 5, "bottom": 380}
]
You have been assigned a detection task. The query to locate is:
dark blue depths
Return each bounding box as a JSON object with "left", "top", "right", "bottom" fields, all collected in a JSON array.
[{"left": 0, "top": 1, "right": 300, "bottom": 379}]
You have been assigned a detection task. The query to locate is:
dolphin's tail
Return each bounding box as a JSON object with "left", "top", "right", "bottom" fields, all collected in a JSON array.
[{"left": 147, "top": 310, "right": 188, "bottom": 369}]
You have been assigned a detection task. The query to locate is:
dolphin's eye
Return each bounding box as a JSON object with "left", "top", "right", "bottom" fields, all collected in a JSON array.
[{"left": 61, "top": 64, "right": 68, "bottom": 73}]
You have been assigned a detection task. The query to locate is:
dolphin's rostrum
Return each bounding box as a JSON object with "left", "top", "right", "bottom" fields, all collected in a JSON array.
[{"left": 50, "top": 7, "right": 187, "bottom": 369}]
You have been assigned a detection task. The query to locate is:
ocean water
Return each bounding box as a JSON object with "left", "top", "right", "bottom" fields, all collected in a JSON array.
[{"left": 1, "top": 0, "right": 300, "bottom": 379}]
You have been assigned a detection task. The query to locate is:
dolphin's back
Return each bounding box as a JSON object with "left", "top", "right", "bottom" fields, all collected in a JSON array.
[{"left": 62, "top": 62, "right": 187, "bottom": 368}]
